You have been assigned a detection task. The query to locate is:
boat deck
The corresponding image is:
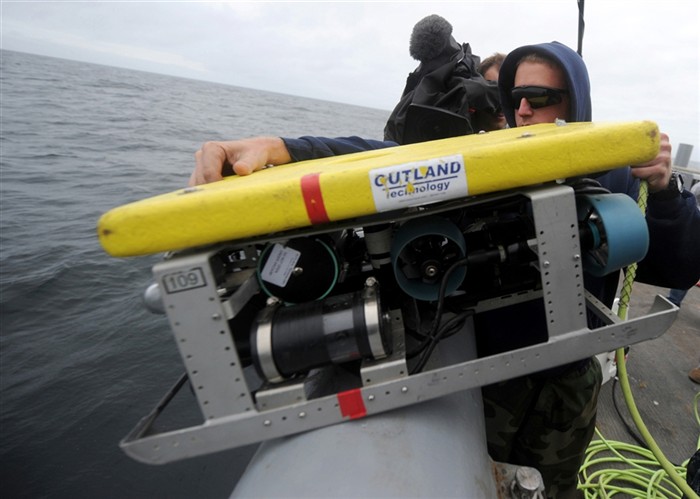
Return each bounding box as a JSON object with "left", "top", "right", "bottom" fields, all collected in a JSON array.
[{"left": 595, "top": 282, "right": 700, "bottom": 466}]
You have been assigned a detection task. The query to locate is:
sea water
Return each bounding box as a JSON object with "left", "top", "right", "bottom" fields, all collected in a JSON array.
[{"left": 0, "top": 49, "right": 390, "bottom": 498}]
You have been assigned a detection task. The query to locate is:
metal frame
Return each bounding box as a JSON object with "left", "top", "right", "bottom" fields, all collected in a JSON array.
[{"left": 121, "top": 185, "right": 678, "bottom": 464}]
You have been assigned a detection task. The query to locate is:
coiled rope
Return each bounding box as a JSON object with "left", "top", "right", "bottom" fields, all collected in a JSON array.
[{"left": 578, "top": 180, "right": 700, "bottom": 498}]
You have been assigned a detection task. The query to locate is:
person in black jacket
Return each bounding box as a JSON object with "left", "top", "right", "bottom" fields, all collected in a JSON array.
[
  {"left": 381, "top": 14, "right": 502, "bottom": 144},
  {"left": 479, "top": 52, "right": 507, "bottom": 129},
  {"left": 190, "top": 41, "right": 700, "bottom": 498}
]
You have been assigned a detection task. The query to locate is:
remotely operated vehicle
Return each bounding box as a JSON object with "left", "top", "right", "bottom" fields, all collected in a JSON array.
[{"left": 98, "top": 121, "right": 677, "bottom": 497}]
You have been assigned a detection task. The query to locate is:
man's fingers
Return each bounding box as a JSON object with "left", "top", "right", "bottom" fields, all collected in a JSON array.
[
  {"left": 191, "top": 137, "right": 289, "bottom": 185},
  {"left": 197, "top": 142, "right": 230, "bottom": 184},
  {"left": 232, "top": 159, "right": 256, "bottom": 176}
]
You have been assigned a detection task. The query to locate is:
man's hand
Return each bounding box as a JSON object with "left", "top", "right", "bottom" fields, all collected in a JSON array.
[
  {"left": 630, "top": 132, "right": 672, "bottom": 193},
  {"left": 190, "top": 136, "right": 292, "bottom": 186}
]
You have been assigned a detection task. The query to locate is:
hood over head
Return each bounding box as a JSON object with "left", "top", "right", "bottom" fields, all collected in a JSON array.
[{"left": 498, "top": 41, "right": 592, "bottom": 127}]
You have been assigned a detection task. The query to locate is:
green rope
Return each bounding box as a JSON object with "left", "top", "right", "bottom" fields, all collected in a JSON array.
[
  {"left": 579, "top": 180, "right": 699, "bottom": 498},
  {"left": 617, "top": 180, "right": 647, "bottom": 321},
  {"left": 580, "top": 395, "right": 700, "bottom": 498}
]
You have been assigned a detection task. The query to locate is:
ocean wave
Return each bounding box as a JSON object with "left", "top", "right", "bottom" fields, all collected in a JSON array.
[{"left": 0, "top": 49, "right": 388, "bottom": 498}]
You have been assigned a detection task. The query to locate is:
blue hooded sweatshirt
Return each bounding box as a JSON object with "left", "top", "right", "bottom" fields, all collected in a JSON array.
[{"left": 498, "top": 41, "right": 592, "bottom": 126}]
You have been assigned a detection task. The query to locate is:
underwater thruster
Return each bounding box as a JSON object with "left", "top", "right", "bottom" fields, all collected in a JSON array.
[
  {"left": 391, "top": 216, "right": 467, "bottom": 301},
  {"left": 577, "top": 193, "right": 650, "bottom": 276}
]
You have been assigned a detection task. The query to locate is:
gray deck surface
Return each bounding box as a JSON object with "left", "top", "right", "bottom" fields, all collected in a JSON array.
[{"left": 595, "top": 282, "right": 700, "bottom": 466}]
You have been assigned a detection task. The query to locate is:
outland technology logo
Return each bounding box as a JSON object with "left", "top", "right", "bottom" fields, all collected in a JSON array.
[{"left": 369, "top": 154, "right": 469, "bottom": 212}]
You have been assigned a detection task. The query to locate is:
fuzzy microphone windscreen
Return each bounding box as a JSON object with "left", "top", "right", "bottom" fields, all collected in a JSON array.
[{"left": 409, "top": 15, "right": 454, "bottom": 63}]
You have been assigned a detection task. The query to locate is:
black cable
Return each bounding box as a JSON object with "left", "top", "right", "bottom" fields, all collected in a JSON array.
[
  {"left": 567, "top": 177, "right": 611, "bottom": 196},
  {"left": 410, "top": 257, "right": 469, "bottom": 374},
  {"left": 406, "top": 330, "right": 433, "bottom": 359},
  {"left": 404, "top": 299, "right": 434, "bottom": 358},
  {"left": 406, "top": 309, "right": 473, "bottom": 359},
  {"left": 437, "top": 310, "right": 474, "bottom": 340},
  {"left": 611, "top": 376, "right": 648, "bottom": 449},
  {"left": 411, "top": 309, "right": 473, "bottom": 373},
  {"left": 611, "top": 375, "right": 684, "bottom": 468}
]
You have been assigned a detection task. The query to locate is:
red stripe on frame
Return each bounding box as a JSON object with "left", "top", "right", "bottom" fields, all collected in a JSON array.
[
  {"left": 337, "top": 389, "right": 367, "bottom": 419},
  {"left": 300, "top": 173, "right": 330, "bottom": 224}
]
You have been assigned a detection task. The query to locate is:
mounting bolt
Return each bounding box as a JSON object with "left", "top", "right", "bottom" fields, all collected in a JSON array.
[
  {"left": 211, "top": 313, "right": 222, "bottom": 321},
  {"left": 298, "top": 412, "right": 306, "bottom": 419},
  {"left": 368, "top": 395, "right": 375, "bottom": 401},
  {"left": 401, "top": 387, "right": 408, "bottom": 393},
  {"left": 263, "top": 420, "right": 271, "bottom": 427},
  {"left": 511, "top": 466, "right": 545, "bottom": 498},
  {"left": 292, "top": 267, "right": 304, "bottom": 277},
  {"left": 365, "top": 276, "right": 378, "bottom": 288},
  {"left": 542, "top": 261, "right": 550, "bottom": 268},
  {"left": 573, "top": 254, "right": 581, "bottom": 261},
  {"left": 424, "top": 265, "right": 439, "bottom": 278}
]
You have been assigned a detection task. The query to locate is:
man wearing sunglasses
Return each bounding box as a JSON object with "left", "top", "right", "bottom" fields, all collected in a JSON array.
[
  {"left": 477, "top": 41, "right": 699, "bottom": 497},
  {"left": 191, "top": 41, "right": 700, "bottom": 498}
]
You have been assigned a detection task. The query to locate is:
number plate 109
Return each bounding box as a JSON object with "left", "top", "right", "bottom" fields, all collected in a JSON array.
[{"left": 162, "top": 268, "right": 207, "bottom": 294}]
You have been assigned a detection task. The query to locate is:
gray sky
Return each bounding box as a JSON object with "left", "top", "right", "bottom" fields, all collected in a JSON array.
[{"left": 2, "top": 0, "right": 699, "bottom": 161}]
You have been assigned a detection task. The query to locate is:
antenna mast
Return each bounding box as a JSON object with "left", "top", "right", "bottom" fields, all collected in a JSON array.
[{"left": 577, "top": 0, "right": 585, "bottom": 56}]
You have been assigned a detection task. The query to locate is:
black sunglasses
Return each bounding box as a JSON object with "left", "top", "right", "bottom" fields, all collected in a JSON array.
[{"left": 511, "top": 86, "right": 569, "bottom": 109}]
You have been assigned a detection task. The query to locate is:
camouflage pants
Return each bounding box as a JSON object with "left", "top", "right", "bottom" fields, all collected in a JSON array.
[{"left": 482, "top": 357, "right": 603, "bottom": 498}]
